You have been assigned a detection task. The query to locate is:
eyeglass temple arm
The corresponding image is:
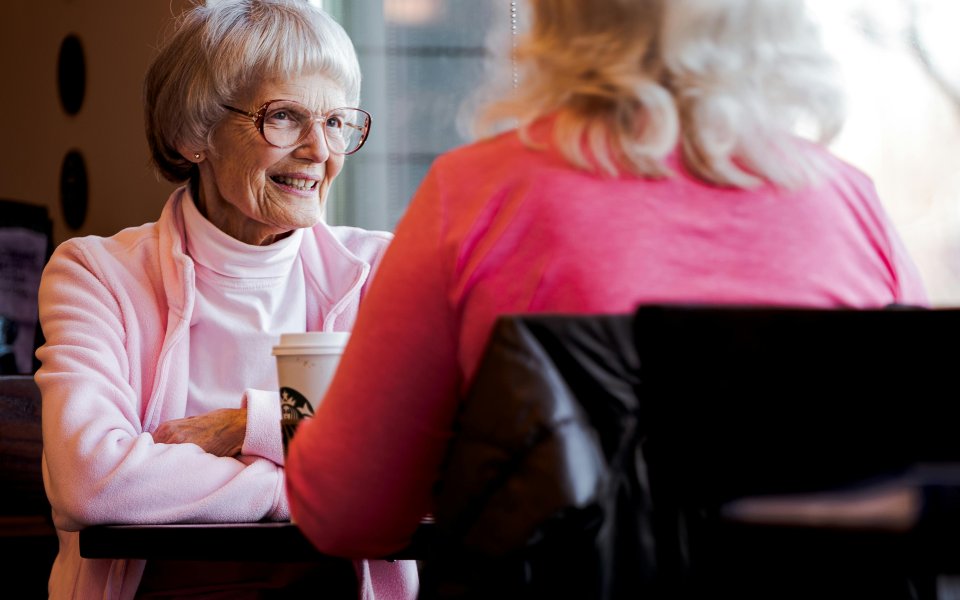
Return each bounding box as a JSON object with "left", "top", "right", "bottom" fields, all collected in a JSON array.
[{"left": 221, "top": 104, "right": 257, "bottom": 119}]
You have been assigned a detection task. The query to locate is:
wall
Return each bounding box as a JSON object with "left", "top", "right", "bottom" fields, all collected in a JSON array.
[
  {"left": 0, "top": 0, "right": 190, "bottom": 246},
  {"left": 3, "top": 1, "right": 959, "bottom": 306}
]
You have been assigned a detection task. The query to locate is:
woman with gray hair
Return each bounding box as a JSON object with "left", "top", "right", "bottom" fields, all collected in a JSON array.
[
  {"left": 285, "top": 0, "right": 928, "bottom": 575},
  {"left": 35, "top": 0, "right": 416, "bottom": 597}
]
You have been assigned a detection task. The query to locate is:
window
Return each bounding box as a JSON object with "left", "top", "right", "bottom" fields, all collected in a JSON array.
[
  {"left": 808, "top": 0, "right": 960, "bottom": 305},
  {"left": 324, "top": 0, "right": 960, "bottom": 306},
  {"left": 322, "top": 0, "right": 507, "bottom": 232}
]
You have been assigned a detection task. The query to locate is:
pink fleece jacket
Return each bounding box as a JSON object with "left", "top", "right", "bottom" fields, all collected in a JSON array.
[
  {"left": 35, "top": 186, "right": 417, "bottom": 599},
  {"left": 286, "top": 124, "right": 929, "bottom": 559}
]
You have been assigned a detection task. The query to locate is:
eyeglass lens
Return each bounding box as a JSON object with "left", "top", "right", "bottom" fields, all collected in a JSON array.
[{"left": 261, "top": 101, "right": 368, "bottom": 154}]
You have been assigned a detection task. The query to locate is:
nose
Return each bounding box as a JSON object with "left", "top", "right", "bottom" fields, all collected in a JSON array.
[{"left": 295, "top": 120, "right": 331, "bottom": 163}]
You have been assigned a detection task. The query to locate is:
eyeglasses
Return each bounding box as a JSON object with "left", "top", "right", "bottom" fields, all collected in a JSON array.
[{"left": 221, "top": 100, "right": 371, "bottom": 155}]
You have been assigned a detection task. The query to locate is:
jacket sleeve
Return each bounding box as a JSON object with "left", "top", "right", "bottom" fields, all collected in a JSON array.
[
  {"left": 242, "top": 388, "right": 285, "bottom": 465},
  {"left": 36, "top": 240, "right": 288, "bottom": 532}
]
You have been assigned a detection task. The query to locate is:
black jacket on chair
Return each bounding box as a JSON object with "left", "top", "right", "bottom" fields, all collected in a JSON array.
[
  {"left": 422, "top": 313, "right": 656, "bottom": 600},
  {"left": 421, "top": 305, "right": 959, "bottom": 600}
]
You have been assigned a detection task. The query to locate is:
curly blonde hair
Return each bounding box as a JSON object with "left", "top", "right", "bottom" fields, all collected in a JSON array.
[{"left": 472, "top": 0, "right": 845, "bottom": 189}]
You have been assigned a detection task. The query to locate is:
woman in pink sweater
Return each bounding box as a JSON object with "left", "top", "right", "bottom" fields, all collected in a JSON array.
[
  {"left": 285, "top": 0, "right": 928, "bottom": 562},
  {"left": 35, "top": 1, "right": 416, "bottom": 598}
]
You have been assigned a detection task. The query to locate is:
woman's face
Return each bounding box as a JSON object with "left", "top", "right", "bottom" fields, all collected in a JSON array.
[{"left": 195, "top": 72, "right": 348, "bottom": 246}]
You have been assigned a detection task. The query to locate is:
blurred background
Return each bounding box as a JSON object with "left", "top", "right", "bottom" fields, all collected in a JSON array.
[{"left": 1, "top": 0, "right": 959, "bottom": 373}]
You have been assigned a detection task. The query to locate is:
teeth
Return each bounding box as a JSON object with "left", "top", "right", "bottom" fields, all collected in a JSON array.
[{"left": 275, "top": 176, "right": 317, "bottom": 190}]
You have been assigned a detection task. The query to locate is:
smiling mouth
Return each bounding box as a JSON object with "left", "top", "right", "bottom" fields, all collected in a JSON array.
[{"left": 271, "top": 176, "right": 318, "bottom": 191}]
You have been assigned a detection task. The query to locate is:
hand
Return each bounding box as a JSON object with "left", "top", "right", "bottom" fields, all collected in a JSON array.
[{"left": 153, "top": 408, "right": 247, "bottom": 457}]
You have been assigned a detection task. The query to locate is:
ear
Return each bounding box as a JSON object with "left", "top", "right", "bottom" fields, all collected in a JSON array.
[{"left": 177, "top": 144, "right": 204, "bottom": 163}]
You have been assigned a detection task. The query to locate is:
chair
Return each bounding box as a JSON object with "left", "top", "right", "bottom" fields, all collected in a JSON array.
[
  {"left": 634, "top": 303, "right": 960, "bottom": 600},
  {"left": 0, "top": 199, "right": 54, "bottom": 375},
  {"left": 0, "top": 374, "right": 57, "bottom": 599},
  {"left": 424, "top": 305, "right": 960, "bottom": 600}
]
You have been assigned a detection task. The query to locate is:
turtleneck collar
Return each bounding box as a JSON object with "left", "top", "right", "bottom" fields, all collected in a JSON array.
[{"left": 182, "top": 193, "right": 304, "bottom": 279}]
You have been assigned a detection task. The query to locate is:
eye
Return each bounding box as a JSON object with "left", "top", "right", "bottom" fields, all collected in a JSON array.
[
  {"left": 267, "top": 109, "right": 297, "bottom": 123},
  {"left": 325, "top": 115, "right": 344, "bottom": 129},
  {"left": 264, "top": 103, "right": 309, "bottom": 128}
]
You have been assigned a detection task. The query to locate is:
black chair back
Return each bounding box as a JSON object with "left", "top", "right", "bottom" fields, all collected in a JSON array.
[{"left": 634, "top": 303, "right": 960, "bottom": 600}]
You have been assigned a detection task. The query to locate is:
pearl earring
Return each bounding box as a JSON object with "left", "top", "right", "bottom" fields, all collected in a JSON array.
[{"left": 194, "top": 153, "right": 201, "bottom": 160}]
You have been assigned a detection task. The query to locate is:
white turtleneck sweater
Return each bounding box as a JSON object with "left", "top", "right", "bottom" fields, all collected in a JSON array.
[{"left": 182, "top": 196, "right": 306, "bottom": 416}]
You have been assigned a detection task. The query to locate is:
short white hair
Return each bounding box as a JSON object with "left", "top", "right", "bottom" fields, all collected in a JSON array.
[
  {"left": 472, "top": 0, "right": 845, "bottom": 189},
  {"left": 145, "top": 0, "right": 361, "bottom": 182}
]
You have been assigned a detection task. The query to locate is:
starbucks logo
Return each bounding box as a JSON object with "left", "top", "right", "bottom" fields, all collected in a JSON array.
[{"left": 280, "top": 387, "right": 315, "bottom": 420}]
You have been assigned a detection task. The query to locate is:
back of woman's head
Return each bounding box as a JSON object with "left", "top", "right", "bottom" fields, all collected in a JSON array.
[
  {"left": 474, "top": 0, "right": 844, "bottom": 189},
  {"left": 144, "top": 0, "right": 361, "bottom": 183}
]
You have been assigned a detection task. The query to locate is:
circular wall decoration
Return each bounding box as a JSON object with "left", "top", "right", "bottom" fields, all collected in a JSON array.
[
  {"left": 57, "top": 34, "right": 86, "bottom": 115},
  {"left": 60, "top": 150, "right": 89, "bottom": 230}
]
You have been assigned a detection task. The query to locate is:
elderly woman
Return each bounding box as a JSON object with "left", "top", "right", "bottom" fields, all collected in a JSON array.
[
  {"left": 285, "top": 0, "right": 929, "bottom": 569},
  {"left": 34, "top": 1, "right": 417, "bottom": 598}
]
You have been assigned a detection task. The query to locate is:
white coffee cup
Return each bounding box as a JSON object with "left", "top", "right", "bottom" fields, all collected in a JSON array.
[{"left": 272, "top": 331, "right": 349, "bottom": 454}]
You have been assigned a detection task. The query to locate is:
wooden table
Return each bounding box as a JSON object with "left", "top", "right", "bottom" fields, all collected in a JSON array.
[{"left": 79, "top": 521, "right": 434, "bottom": 562}]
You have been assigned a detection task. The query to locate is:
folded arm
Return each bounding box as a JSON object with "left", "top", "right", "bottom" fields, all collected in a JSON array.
[{"left": 37, "top": 241, "right": 288, "bottom": 531}]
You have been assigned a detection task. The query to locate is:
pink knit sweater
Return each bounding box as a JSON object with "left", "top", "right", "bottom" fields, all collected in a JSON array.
[{"left": 286, "top": 124, "right": 929, "bottom": 559}]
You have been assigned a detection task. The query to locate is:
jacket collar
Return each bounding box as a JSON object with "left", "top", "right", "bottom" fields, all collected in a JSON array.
[{"left": 156, "top": 185, "right": 369, "bottom": 327}]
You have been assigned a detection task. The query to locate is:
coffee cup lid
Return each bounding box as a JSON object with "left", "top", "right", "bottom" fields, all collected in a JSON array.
[{"left": 272, "top": 332, "right": 350, "bottom": 355}]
